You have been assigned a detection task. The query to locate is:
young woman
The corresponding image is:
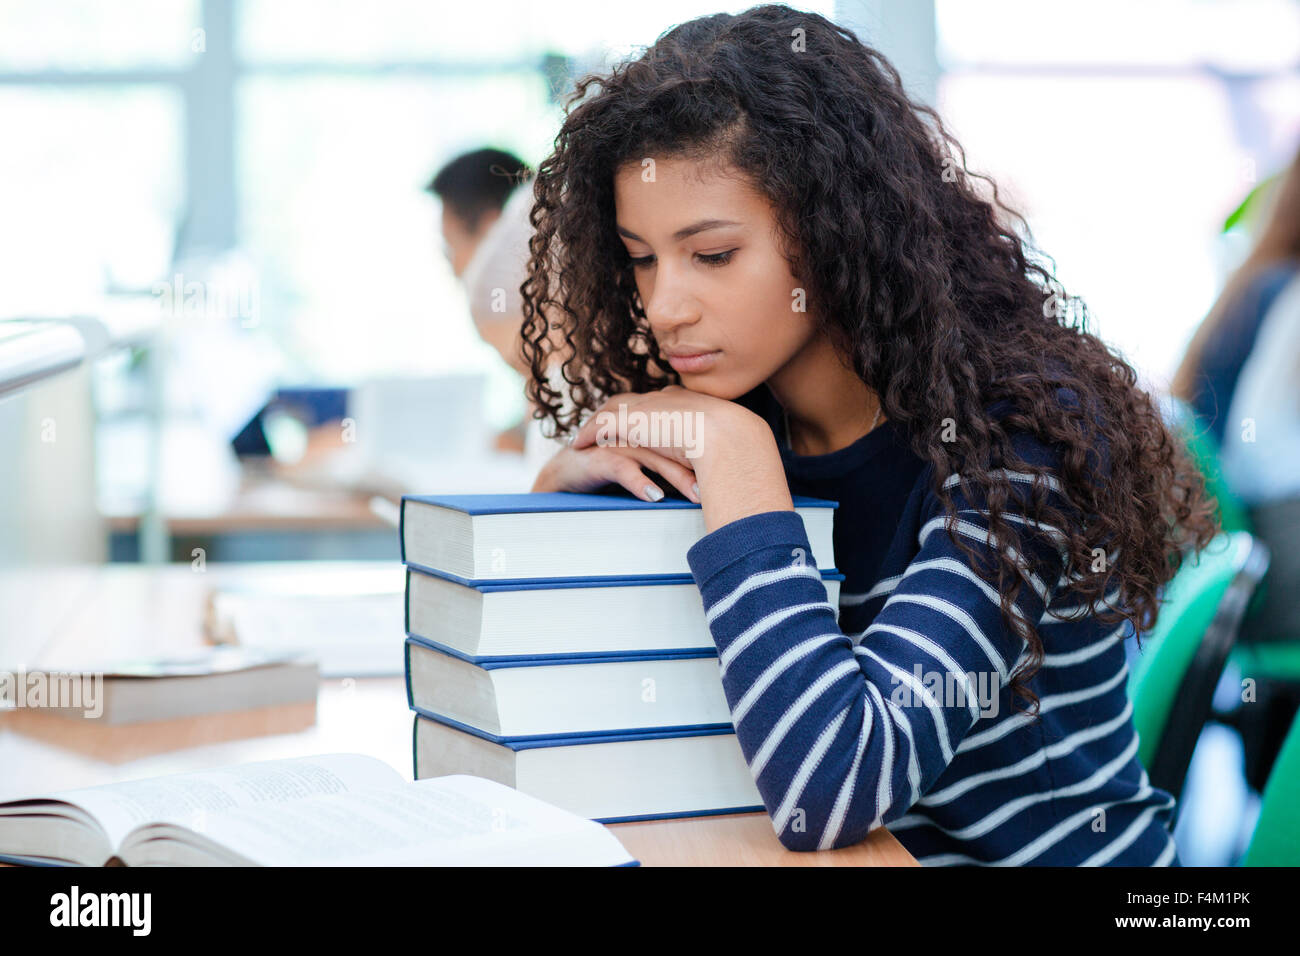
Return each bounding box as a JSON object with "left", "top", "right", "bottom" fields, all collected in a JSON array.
[{"left": 521, "top": 5, "right": 1217, "bottom": 865}]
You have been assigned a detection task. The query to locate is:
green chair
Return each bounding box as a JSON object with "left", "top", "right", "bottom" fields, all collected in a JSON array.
[
  {"left": 1128, "top": 532, "right": 1270, "bottom": 812},
  {"left": 1173, "top": 409, "right": 1252, "bottom": 535},
  {"left": 1221, "top": 642, "right": 1300, "bottom": 792},
  {"left": 1240, "top": 707, "right": 1300, "bottom": 865},
  {"left": 1166, "top": 398, "right": 1300, "bottom": 790}
]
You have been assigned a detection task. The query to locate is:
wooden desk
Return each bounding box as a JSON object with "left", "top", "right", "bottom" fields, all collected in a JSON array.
[
  {"left": 0, "top": 562, "right": 917, "bottom": 867},
  {"left": 100, "top": 449, "right": 544, "bottom": 537}
]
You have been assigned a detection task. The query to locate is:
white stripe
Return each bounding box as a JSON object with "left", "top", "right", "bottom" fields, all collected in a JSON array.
[
  {"left": 887, "top": 812, "right": 926, "bottom": 832},
  {"left": 1043, "top": 588, "right": 1123, "bottom": 623},
  {"left": 913, "top": 557, "right": 1003, "bottom": 608},
  {"left": 943, "top": 468, "right": 1065, "bottom": 497},
  {"left": 917, "top": 515, "right": 1052, "bottom": 604},
  {"left": 850, "top": 556, "right": 1036, "bottom": 641},
  {"left": 954, "top": 506, "right": 1070, "bottom": 551},
  {"left": 853, "top": 644, "right": 954, "bottom": 763},
  {"left": 717, "top": 601, "right": 836, "bottom": 679},
  {"left": 731, "top": 635, "right": 843, "bottom": 726},
  {"left": 1041, "top": 623, "right": 1127, "bottom": 668},
  {"left": 706, "top": 564, "right": 823, "bottom": 625},
  {"left": 914, "top": 786, "right": 1167, "bottom": 866},
  {"left": 819, "top": 696, "right": 875, "bottom": 850},
  {"left": 839, "top": 574, "right": 901, "bottom": 607},
  {"left": 847, "top": 517, "right": 1076, "bottom": 619},
  {"left": 906, "top": 734, "right": 1141, "bottom": 843},
  {"left": 750, "top": 659, "right": 861, "bottom": 779},
  {"left": 871, "top": 682, "right": 895, "bottom": 826},
  {"left": 772, "top": 706, "right": 851, "bottom": 836},
  {"left": 998, "top": 784, "right": 1168, "bottom": 867},
  {"left": 1152, "top": 834, "right": 1177, "bottom": 866},
  {"left": 1062, "top": 547, "right": 1122, "bottom": 585},
  {"left": 1079, "top": 799, "right": 1173, "bottom": 866},
  {"left": 920, "top": 698, "right": 1133, "bottom": 807},
  {"left": 956, "top": 663, "right": 1129, "bottom": 754},
  {"left": 859, "top": 622, "right": 983, "bottom": 724},
  {"left": 912, "top": 852, "right": 976, "bottom": 865},
  {"left": 876, "top": 592, "right": 1013, "bottom": 683},
  {"left": 872, "top": 681, "right": 924, "bottom": 814},
  {"left": 869, "top": 557, "right": 1000, "bottom": 610}
]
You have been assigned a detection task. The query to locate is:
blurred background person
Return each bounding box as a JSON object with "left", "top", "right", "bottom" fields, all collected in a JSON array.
[
  {"left": 1173, "top": 146, "right": 1300, "bottom": 450},
  {"left": 427, "top": 147, "right": 570, "bottom": 473},
  {"left": 427, "top": 147, "right": 533, "bottom": 380},
  {"left": 1173, "top": 143, "right": 1300, "bottom": 644}
]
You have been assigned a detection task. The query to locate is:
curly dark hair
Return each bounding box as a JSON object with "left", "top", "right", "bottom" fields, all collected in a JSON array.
[{"left": 519, "top": 3, "right": 1219, "bottom": 715}]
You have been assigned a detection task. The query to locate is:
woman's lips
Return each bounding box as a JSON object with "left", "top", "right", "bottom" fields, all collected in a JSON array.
[{"left": 667, "top": 350, "right": 721, "bottom": 373}]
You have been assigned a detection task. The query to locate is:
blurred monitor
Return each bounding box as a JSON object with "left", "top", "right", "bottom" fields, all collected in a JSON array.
[{"left": 349, "top": 372, "right": 488, "bottom": 473}]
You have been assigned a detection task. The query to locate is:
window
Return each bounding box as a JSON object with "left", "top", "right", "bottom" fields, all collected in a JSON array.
[
  {"left": 3, "top": 0, "right": 838, "bottom": 416},
  {"left": 935, "top": 0, "right": 1300, "bottom": 384}
]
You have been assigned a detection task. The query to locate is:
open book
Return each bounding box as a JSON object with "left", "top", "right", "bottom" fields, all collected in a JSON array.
[{"left": 0, "top": 754, "right": 636, "bottom": 866}]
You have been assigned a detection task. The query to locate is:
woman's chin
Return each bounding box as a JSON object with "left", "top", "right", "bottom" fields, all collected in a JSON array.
[{"left": 677, "top": 374, "right": 745, "bottom": 401}]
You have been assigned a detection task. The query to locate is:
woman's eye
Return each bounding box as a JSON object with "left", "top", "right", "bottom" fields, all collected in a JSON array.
[{"left": 626, "top": 250, "right": 736, "bottom": 269}]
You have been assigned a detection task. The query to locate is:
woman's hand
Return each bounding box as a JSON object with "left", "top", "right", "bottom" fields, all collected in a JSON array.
[
  {"left": 569, "top": 385, "right": 742, "bottom": 469},
  {"left": 530, "top": 443, "right": 701, "bottom": 503},
  {"left": 552, "top": 385, "right": 795, "bottom": 531}
]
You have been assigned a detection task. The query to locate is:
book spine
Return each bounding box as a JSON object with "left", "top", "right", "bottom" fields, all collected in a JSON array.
[
  {"left": 411, "top": 712, "right": 420, "bottom": 779},
  {"left": 404, "top": 561, "right": 844, "bottom": 590},
  {"left": 403, "top": 566, "right": 412, "bottom": 634},
  {"left": 404, "top": 632, "right": 718, "bottom": 668},
  {"left": 403, "top": 639, "right": 415, "bottom": 711},
  {"left": 591, "top": 804, "right": 765, "bottom": 825},
  {"left": 398, "top": 497, "right": 408, "bottom": 563},
  {"left": 410, "top": 706, "right": 738, "bottom": 749}
]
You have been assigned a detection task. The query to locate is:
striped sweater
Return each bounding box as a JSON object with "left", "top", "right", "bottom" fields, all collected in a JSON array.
[{"left": 685, "top": 387, "right": 1180, "bottom": 865}]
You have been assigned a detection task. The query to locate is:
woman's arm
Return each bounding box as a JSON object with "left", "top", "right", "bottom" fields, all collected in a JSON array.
[
  {"left": 686, "top": 454, "right": 1069, "bottom": 852},
  {"left": 690, "top": 408, "right": 793, "bottom": 531},
  {"left": 566, "top": 386, "right": 1069, "bottom": 850}
]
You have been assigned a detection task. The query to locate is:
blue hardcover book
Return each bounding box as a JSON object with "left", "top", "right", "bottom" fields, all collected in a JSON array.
[
  {"left": 399, "top": 491, "right": 838, "bottom": 584},
  {"left": 404, "top": 564, "right": 844, "bottom": 661},
  {"left": 405, "top": 634, "right": 735, "bottom": 739},
  {"left": 412, "top": 711, "right": 765, "bottom": 824}
]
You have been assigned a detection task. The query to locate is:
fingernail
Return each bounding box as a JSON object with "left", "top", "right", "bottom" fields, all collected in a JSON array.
[
  {"left": 691, "top": 482, "right": 700, "bottom": 500},
  {"left": 644, "top": 485, "right": 664, "bottom": 502}
]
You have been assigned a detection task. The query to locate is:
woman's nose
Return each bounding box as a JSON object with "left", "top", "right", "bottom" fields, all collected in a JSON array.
[{"left": 644, "top": 267, "right": 700, "bottom": 335}]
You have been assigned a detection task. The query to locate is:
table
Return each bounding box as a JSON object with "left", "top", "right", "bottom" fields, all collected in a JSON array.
[{"left": 0, "top": 562, "right": 917, "bottom": 867}]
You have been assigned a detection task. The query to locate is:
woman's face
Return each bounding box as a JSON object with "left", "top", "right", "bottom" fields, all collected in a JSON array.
[{"left": 613, "top": 157, "right": 819, "bottom": 400}]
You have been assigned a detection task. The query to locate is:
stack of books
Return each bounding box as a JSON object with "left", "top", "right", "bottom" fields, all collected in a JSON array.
[{"left": 399, "top": 491, "right": 842, "bottom": 823}]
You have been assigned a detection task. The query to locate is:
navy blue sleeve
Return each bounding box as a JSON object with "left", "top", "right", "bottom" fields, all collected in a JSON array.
[{"left": 686, "top": 466, "right": 1071, "bottom": 852}]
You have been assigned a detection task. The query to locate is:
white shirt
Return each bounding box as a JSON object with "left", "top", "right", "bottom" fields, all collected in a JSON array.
[
  {"left": 459, "top": 182, "right": 572, "bottom": 483},
  {"left": 521, "top": 364, "right": 574, "bottom": 479},
  {"left": 1221, "top": 271, "right": 1300, "bottom": 505},
  {"left": 460, "top": 183, "right": 535, "bottom": 330}
]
